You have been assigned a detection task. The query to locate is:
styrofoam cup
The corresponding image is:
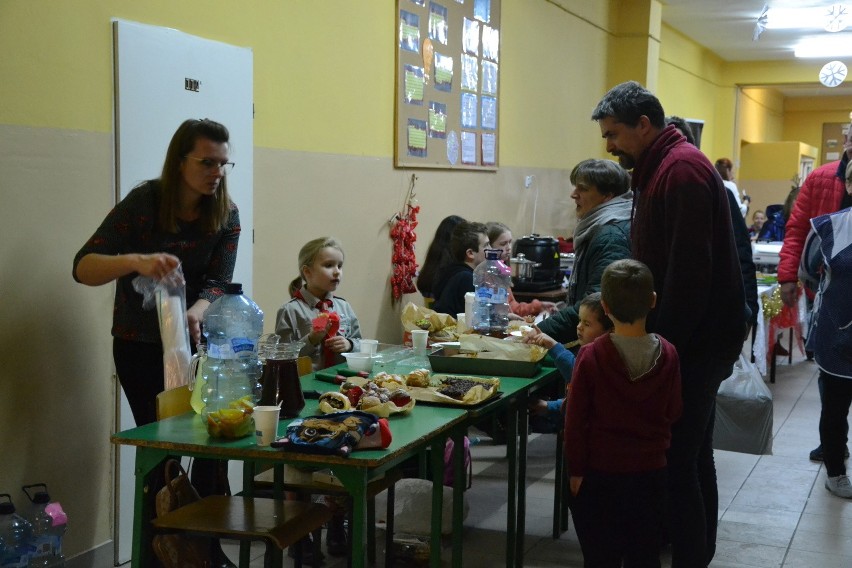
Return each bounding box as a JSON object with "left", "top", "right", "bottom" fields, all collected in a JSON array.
[
  {"left": 411, "top": 329, "right": 429, "bottom": 351},
  {"left": 360, "top": 339, "right": 379, "bottom": 355},
  {"left": 254, "top": 405, "right": 280, "bottom": 446}
]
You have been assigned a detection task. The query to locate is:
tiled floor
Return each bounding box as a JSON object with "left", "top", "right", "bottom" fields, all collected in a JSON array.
[{"left": 224, "top": 342, "right": 852, "bottom": 567}]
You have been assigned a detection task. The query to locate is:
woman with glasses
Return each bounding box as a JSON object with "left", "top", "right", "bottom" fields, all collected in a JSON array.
[{"left": 73, "top": 119, "right": 241, "bottom": 564}]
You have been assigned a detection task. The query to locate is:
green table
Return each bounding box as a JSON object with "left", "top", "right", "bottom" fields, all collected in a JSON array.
[{"left": 112, "top": 387, "right": 467, "bottom": 568}]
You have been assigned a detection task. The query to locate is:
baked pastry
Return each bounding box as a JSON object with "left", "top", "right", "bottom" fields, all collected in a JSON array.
[
  {"left": 318, "top": 391, "right": 351, "bottom": 414},
  {"left": 405, "top": 369, "right": 431, "bottom": 387}
]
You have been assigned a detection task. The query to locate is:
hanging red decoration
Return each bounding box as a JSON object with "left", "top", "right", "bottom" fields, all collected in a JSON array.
[{"left": 389, "top": 174, "right": 420, "bottom": 302}]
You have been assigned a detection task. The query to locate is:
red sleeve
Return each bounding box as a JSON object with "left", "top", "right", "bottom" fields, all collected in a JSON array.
[
  {"left": 563, "top": 347, "right": 595, "bottom": 476},
  {"left": 777, "top": 178, "right": 817, "bottom": 283}
]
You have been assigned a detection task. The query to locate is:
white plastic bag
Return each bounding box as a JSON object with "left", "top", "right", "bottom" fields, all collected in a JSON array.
[
  {"left": 714, "top": 354, "right": 773, "bottom": 455},
  {"left": 373, "top": 478, "right": 469, "bottom": 536},
  {"left": 132, "top": 266, "right": 191, "bottom": 390}
]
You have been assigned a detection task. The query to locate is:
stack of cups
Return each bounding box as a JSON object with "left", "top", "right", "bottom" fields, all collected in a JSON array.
[{"left": 464, "top": 292, "right": 475, "bottom": 333}]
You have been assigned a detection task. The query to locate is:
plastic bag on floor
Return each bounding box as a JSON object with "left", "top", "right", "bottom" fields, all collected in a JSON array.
[
  {"left": 714, "top": 354, "right": 773, "bottom": 455},
  {"left": 373, "top": 478, "right": 469, "bottom": 535}
]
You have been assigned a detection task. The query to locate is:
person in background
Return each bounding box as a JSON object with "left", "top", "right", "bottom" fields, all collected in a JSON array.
[
  {"left": 715, "top": 157, "right": 749, "bottom": 217},
  {"left": 593, "top": 81, "right": 747, "bottom": 567},
  {"left": 749, "top": 209, "right": 766, "bottom": 240},
  {"left": 73, "top": 118, "right": 240, "bottom": 567},
  {"left": 777, "top": 121, "right": 852, "bottom": 462},
  {"left": 524, "top": 292, "right": 613, "bottom": 433},
  {"left": 799, "top": 202, "right": 852, "bottom": 498},
  {"left": 486, "top": 222, "right": 559, "bottom": 318},
  {"left": 432, "top": 221, "right": 489, "bottom": 316},
  {"left": 416, "top": 215, "right": 466, "bottom": 306},
  {"left": 564, "top": 259, "right": 682, "bottom": 567},
  {"left": 536, "top": 159, "right": 632, "bottom": 343},
  {"left": 276, "top": 237, "right": 362, "bottom": 371}
]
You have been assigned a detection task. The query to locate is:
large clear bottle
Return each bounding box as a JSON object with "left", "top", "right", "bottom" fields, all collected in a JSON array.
[
  {"left": 21, "top": 485, "right": 66, "bottom": 567},
  {"left": 0, "top": 494, "right": 32, "bottom": 568},
  {"left": 471, "top": 249, "right": 511, "bottom": 335},
  {"left": 202, "top": 283, "right": 264, "bottom": 437}
]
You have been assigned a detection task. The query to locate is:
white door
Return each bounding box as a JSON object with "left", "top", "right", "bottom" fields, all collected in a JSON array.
[{"left": 113, "top": 19, "right": 253, "bottom": 564}]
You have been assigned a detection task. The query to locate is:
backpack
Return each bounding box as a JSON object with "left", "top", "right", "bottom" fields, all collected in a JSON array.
[{"left": 757, "top": 204, "right": 786, "bottom": 242}]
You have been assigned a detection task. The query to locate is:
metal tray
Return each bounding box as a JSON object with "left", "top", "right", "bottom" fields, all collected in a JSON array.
[{"left": 427, "top": 347, "right": 541, "bottom": 378}]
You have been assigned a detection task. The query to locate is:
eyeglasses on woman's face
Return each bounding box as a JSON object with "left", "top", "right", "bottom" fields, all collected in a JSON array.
[{"left": 184, "top": 155, "right": 235, "bottom": 175}]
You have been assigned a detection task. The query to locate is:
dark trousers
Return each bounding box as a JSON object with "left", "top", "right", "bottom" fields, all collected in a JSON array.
[
  {"left": 569, "top": 468, "right": 667, "bottom": 568},
  {"left": 113, "top": 338, "right": 228, "bottom": 498},
  {"left": 666, "top": 357, "right": 734, "bottom": 568},
  {"left": 819, "top": 370, "right": 852, "bottom": 477}
]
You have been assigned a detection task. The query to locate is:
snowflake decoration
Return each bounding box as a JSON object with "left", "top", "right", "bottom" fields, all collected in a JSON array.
[
  {"left": 824, "top": 3, "right": 850, "bottom": 32},
  {"left": 820, "top": 61, "right": 848, "bottom": 87}
]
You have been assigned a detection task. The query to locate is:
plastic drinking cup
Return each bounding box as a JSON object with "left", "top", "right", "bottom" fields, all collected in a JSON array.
[
  {"left": 253, "top": 406, "right": 281, "bottom": 446},
  {"left": 360, "top": 339, "right": 379, "bottom": 355}
]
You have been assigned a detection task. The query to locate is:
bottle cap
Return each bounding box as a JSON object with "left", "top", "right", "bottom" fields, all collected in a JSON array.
[{"left": 224, "top": 282, "right": 243, "bottom": 294}]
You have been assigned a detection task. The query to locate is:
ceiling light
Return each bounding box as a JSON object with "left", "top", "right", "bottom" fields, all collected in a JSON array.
[
  {"left": 765, "top": 7, "right": 831, "bottom": 29},
  {"left": 795, "top": 35, "right": 852, "bottom": 58},
  {"left": 820, "top": 61, "right": 848, "bottom": 87},
  {"left": 765, "top": 4, "right": 850, "bottom": 32}
]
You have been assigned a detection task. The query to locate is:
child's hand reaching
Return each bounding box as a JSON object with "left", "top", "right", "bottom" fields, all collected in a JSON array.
[
  {"left": 522, "top": 325, "right": 557, "bottom": 349},
  {"left": 324, "top": 335, "right": 351, "bottom": 353}
]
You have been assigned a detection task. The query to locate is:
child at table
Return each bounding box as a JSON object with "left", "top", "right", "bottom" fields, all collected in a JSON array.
[
  {"left": 275, "top": 236, "right": 363, "bottom": 559},
  {"left": 524, "top": 293, "right": 612, "bottom": 433},
  {"left": 276, "top": 236, "right": 362, "bottom": 371},
  {"left": 564, "top": 259, "right": 682, "bottom": 566}
]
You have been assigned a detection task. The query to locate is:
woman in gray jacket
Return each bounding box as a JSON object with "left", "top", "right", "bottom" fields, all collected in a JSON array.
[{"left": 537, "top": 159, "right": 632, "bottom": 343}]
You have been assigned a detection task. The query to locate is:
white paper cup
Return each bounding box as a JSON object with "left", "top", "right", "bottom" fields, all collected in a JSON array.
[
  {"left": 253, "top": 405, "right": 281, "bottom": 446},
  {"left": 456, "top": 313, "right": 467, "bottom": 332},
  {"left": 360, "top": 339, "right": 379, "bottom": 355},
  {"left": 411, "top": 329, "right": 429, "bottom": 351}
]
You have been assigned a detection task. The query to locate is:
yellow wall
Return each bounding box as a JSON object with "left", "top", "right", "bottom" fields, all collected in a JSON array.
[
  {"left": 657, "top": 24, "right": 728, "bottom": 160},
  {"left": 784, "top": 96, "right": 852, "bottom": 166},
  {"left": 739, "top": 141, "right": 818, "bottom": 214}
]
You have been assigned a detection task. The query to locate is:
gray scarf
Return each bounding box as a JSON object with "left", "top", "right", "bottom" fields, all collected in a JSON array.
[{"left": 567, "top": 191, "right": 633, "bottom": 303}]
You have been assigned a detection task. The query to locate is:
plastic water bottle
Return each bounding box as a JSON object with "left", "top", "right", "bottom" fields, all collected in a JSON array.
[
  {"left": 202, "top": 283, "right": 264, "bottom": 436},
  {"left": 471, "top": 249, "right": 511, "bottom": 335},
  {"left": 21, "top": 485, "right": 66, "bottom": 567},
  {"left": 0, "top": 494, "right": 32, "bottom": 568}
]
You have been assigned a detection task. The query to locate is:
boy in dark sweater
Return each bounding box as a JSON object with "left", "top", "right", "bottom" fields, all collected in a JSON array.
[
  {"left": 565, "top": 259, "right": 682, "bottom": 567},
  {"left": 432, "top": 221, "right": 489, "bottom": 316}
]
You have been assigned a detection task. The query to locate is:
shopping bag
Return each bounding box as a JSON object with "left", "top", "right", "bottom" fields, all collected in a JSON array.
[{"left": 713, "top": 354, "right": 773, "bottom": 455}]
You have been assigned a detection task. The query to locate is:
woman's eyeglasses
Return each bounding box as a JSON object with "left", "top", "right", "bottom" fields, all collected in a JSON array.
[{"left": 184, "top": 156, "right": 235, "bottom": 174}]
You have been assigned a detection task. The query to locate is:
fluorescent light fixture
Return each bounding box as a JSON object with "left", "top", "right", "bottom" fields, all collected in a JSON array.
[
  {"left": 765, "top": 7, "right": 827, "bottom": 30},
  {"left": 795, "top": 35, "right": 852, "bottom": 58},
  {"left": 766, "top": 4, "right": 849, "bottom": 32}
]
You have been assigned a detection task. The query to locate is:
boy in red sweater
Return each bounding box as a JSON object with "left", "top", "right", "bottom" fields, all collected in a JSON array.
[{"left": 565, "top": 259, "right": 682, "bottom": 567}]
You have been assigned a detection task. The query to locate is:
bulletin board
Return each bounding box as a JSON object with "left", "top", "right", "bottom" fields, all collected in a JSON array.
[{"left": 395, "top": 0, "right": 501, "bottom": 170}]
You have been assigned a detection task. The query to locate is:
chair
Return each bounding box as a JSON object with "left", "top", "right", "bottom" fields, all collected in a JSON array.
[
  {"left": 152, "top": 495, "right": 332, "bottom": 568},
  {"left": 153, "top": 383, "right": 333, "bottom": 568}
]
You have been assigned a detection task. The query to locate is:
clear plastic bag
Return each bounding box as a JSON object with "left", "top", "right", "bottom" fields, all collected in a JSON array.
[
  {"left": 714, "top": 354, "right": 773, "bottom": 455},
  {"left": 132, "top": 266, "right": 191, "bottom": 390}
]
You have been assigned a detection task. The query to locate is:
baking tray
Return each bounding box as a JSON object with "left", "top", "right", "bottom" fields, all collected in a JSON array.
[{"left": 428, "top": 347, "right": 541, "bottom": 378}]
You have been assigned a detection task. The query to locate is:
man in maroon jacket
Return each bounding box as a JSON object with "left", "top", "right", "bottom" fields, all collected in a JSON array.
[{"left": 591, "top": 81, "right": 748, "bottom": 568}]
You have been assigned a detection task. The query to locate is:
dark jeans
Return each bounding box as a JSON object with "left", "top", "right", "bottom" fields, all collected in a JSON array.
[
  {"left": 818, "top": 372, "right": 849, "bottom": 450},
  {"left": 113, "top": 338, "right": 228, "bottom": 499},
  {"left": 667, "top": 357, "right": 734, "bottom": 568},
  {"left": 569, "top": 468, "right": 667, "bottom": 568},
  {"left": 819, "top": 370, "right": 852, "bottom": 477}
]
